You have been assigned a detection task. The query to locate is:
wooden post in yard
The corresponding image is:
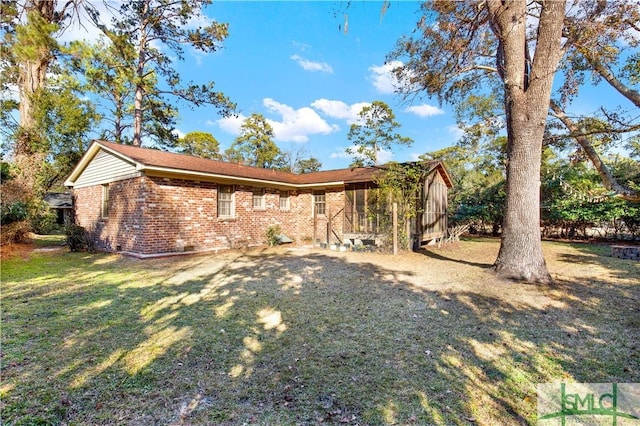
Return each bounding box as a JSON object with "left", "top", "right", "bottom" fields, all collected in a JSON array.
[
  {"left": 327, "top": 206, "right": 332, "bottom": 245},
  {"left": 392, "top": 202, "right": 398, "bottom": 255},
  {"left": 406, "top": 216, "right": 411, "bottom": 251}
]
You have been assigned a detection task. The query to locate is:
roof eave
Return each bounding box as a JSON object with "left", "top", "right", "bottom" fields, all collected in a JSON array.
[
  {"left": 432, "top": 162, "right": 454, "bottom": 188},
  {"left": 65, "top": 141, "right": 453, "bottom": 190},
  {"left": 141, "top": 165, "right": 344, "bottom": 189}
]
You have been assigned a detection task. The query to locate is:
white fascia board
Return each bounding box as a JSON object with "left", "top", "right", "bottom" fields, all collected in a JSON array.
[
  {"left": 294, "top": 182, "right": 345, "bottom": 189},
  {"left": 140, "top": 165, "right": 344, "bottom": 189}
]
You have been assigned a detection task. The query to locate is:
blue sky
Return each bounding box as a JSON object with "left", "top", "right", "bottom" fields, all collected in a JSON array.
[
  {"left": 170, "top": 1, "right": 459, "bottom": 170},
  {"left": 1, "top": 1, "right": 633, "bottom": 170},
  {"left": 52, "top": 1, "right": 635, "bottom": 169}
]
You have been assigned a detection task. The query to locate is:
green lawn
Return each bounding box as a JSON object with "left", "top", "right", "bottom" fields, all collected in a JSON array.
[{"left": 1, "top": 238, "right": 639, "bottom": 425}]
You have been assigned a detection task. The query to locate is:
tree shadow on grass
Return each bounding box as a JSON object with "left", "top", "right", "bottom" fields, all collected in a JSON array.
[
  {"left": 552, "top": 241, "right": 640, "bottom": 282},
  {"left": 2, "top": 243, "right": 639, "bottom": 425},
  {"left": 416, "top": 247, "right": 495, "bottom": 269}
]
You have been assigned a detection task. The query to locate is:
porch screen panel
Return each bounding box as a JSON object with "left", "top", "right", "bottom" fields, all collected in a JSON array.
[
  {"left": 367, "top": 186, "right": 383, "bottom": 234},
  {"left": 344, "top": 188, "right": 355, "bottom": 233},
  {"left": 356, "top": 187, "right": 366, "bottom": 232},
  {"left": 344, "top": 183, "right": 383, "bottom": 234}
]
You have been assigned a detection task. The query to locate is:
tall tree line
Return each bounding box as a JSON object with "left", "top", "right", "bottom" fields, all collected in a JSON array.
[
  {"left": 0, "top": 0, "right": 236, "bottom": 239},
  {"left": 0, "top": 0, "right": 235, "bottom": 168},
  {"left": 0, "top": 0, "right": 322, "bottom": 188}
]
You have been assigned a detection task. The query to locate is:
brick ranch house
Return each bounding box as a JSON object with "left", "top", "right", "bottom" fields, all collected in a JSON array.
[{"left": 65, "top": 140, "right": 452, "bottom": 257}]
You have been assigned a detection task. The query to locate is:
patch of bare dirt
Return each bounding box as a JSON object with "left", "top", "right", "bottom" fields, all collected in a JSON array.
[
  {"left": 1, "top": 233, "right": 66, "bottom": 261},
  {"left": 1, "top": 242, "right": 35, "bottom": 261},
  {"left": 270, "top": 237, "right": 638, "bottom": 311}
]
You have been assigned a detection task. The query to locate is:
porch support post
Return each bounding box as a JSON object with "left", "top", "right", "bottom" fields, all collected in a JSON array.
[
  {"left": 392, "top": 202, "right": 398, "bottom": 255},
  {"left": 313, "top": 200, "right": 317, "bottom": 247}
]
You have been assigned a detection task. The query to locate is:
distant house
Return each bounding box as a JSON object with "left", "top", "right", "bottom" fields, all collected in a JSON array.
[
  {"left": 43, "top": 192, "right": 73, "bottom": 225},
  {"left": 64, "top": 140, "right": 452, "bottom": 257}
]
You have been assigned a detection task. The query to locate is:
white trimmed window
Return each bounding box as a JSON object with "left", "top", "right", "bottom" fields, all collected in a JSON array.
[
  {"left": 279, "top": 190, "right": 290, "bottom": 211},
  {"left": 101, "top": 184, "right": 110, "bottom": 218},
  {"left": 253, "top": 188, "right": 266, "bottom": 210},
  {"left": 313, "top": 191, "right": 326, "bottom": 216},
  {"left": 218, "top": 185, "right": 234, "bottom": 217}
]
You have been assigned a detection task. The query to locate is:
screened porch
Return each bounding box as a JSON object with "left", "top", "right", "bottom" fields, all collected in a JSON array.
[{"left": 342, "top": 169, "right": 449, "bottom": 246}]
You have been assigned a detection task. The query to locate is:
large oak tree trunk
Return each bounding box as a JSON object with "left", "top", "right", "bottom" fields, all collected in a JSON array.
[
  {"left": 494, "top": 100, "right": 551, "bottom": 282},
  {"left": 488, "top": 0, "right": 565, "bottom": 283}
]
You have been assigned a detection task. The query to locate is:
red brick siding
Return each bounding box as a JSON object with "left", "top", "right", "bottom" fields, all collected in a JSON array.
[
  {"left": 292, "top": 189, "right": 344, "bottom": 245},
  {"left": 73, "top": 175, "right": 348, "bottom": 255},
  {"left": 73, "top": 177, "right": 147, "bottom": 252}
]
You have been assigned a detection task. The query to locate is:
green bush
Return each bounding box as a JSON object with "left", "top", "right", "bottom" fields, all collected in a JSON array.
[
  {"left": 265, "top": 224, "right": 282, "bottom": 246},
  {"left": 65, "top": 224, "right": 87, "bottom": 252},
  {"left": 1, "top": 201, "right": 28, "bottom": 225},
  {"left": 28, "top": 199, "right": 57, "bottom": 234},
  {"left": 1, "top": 199, "right": 56, "bottom": 234}
]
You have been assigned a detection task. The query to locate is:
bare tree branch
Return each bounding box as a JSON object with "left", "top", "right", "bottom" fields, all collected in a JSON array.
[{"left": 550, "top": 100, "right": 640, "bottom": 201}]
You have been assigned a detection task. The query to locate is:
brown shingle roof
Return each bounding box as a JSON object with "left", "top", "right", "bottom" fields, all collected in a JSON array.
[
  {"left": 68, "top": 140, "right": 451, "bottom": 188},
  {"left": 98, "top": 140, "right": 302, "bottom": 184}
]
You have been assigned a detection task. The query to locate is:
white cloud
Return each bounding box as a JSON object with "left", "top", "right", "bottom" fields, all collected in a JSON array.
[
  {"left": 188, "top": 47, "right": 208, "bottom": 65},
  {"left": 172, "top": 128, "right": 186, "bottom": 139},
  {"left": 409, "top": 152, "right": 423, "bottom": 161},
  {"left": 448, "top": 125, "right": 465, "bottom": 141},
  {"left": 368, "top": 60, "right": 404, "bottom": 94},
  {"left": 291, "top": 41, "right": 311, "bottom": 51},
  {"left": 183, "top": 10, "right": 215, "bottom": 30},
  {"left": 290, "top": 55, "right": 333, "bottom": 73},
  {"left": 329, "top": 148, "right": 352, "bottom": 159},
  {"left": 213, "top": 99, "right": 340, "bottom": 143},
  {"left": 330, "top": 145, "right": 394, "bottom": 163},
  {"left": 405, "top": 103, "right": 445, "bottom": 118},
  {"left": 1, "top": 83, "right": 19, "bottom": 103},
  {"left": 214, "top": 113, "right": 246, "bottom": 135},
  {"left": 377, "top": 149, "right": 394, "bottom": 163},
  {"left": 311, "top": 99, "right": 370, "bottom": 124},
  {"left": 263, "top": 98, "right": 338, "bottom": 143}
]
